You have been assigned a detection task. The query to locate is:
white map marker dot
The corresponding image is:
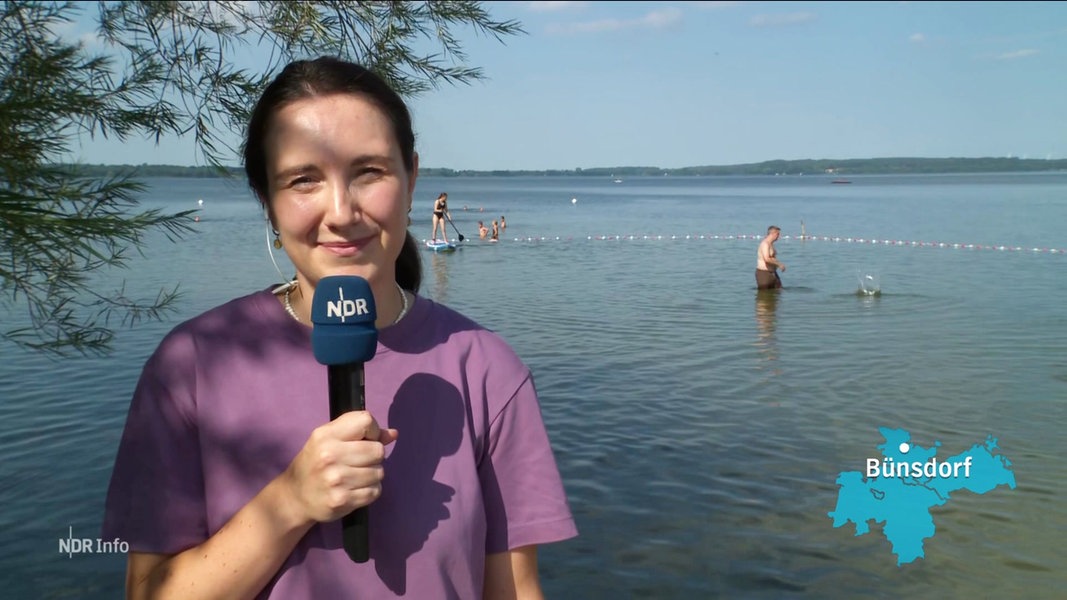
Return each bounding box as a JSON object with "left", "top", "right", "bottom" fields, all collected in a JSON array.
[{"left": 899, "top": 443, "right": 911, "bottom": 454}]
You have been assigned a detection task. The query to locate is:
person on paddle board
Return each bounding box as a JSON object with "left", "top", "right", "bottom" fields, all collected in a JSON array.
[{"left": 431, "top": 192, "right": 450, "bottom": 243}]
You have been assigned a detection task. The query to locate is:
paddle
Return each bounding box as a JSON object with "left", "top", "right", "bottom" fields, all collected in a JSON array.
[{"left": 446, "top": 215, "right": 465, "bottom": 242}]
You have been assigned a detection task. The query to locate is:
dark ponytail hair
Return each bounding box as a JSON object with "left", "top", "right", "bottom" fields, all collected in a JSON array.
[{"left": 243, "top": 56, "right": 421, "bottom": 292}]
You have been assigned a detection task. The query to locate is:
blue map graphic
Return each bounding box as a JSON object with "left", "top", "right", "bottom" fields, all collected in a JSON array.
[{"left": 828, "top": 427, "right": 1016, "bottom": 565}]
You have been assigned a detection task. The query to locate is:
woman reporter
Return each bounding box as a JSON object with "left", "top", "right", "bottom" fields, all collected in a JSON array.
[{"left": 103, "top": 57, "right": 576, "bottom": 599}]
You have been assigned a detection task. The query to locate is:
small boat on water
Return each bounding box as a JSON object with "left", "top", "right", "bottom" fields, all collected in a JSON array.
[{"left": 831, "top": 179, "right": 852, "bottom": 184}]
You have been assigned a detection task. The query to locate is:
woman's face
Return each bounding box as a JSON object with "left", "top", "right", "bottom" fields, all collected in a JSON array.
[{"left": 264, "top": 93, "right": 416, "bottom": 292}]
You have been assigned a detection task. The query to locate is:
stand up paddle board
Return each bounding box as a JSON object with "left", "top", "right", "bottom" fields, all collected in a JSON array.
[{"left": 426, "top": 240, "right": 457, "bottom": 253}]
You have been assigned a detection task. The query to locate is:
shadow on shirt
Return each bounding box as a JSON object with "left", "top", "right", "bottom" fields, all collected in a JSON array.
[{"left": 375, "top": 372, "right": 466, "bottom": 594}]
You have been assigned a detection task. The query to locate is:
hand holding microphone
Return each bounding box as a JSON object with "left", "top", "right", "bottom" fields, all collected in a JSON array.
[
  {"left": 291, "top": 275, "right": 389, "bottom": 563},
  {"left": 284, "top": 411, "right": 396, "bottom": 524}
]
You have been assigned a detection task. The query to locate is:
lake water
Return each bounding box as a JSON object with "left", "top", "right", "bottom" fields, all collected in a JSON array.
[{"left": 2, "top": 173, "right": 1065, "bottom": 598}]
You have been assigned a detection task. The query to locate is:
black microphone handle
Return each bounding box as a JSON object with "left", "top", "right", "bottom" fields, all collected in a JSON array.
[{"left": 327, "top": 362, "right": 370, "bottom": 563}]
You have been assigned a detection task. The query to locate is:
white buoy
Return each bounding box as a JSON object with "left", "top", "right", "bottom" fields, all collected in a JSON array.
[
  {"left": 571, "top": 197, "right": 577, "bottom": 204},
  {"left": 198, "top": 198, "right": 204, "bottom": 206}
]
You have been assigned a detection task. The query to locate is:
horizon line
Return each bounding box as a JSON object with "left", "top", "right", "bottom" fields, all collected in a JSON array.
[{"left": 66, "top": 155, "right": 1065, "bottom": 172}]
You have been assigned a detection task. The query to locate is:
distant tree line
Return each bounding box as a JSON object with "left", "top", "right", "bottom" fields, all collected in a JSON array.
[
  {"left": 666, "top": 157, "right": 1067, "bottom": 176},
  {"left": 64, "top": 164, "right": 245, "bottom": 178},
  {"left": 429, "top": 157, "right": 1067, "bottom": 177},
  {"left": 66, "top": 156, "right": 1067, "bottom": 180}
]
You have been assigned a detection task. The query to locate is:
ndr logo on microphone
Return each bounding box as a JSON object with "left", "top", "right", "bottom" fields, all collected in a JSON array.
[
  {"left": 58, "top": 526, "right": 128, "bottom": 558},
  {"left": 326, "top": 287, "right": 369, "bottom": 322}
]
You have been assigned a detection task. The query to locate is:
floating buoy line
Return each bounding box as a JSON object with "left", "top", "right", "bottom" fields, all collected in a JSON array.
[{"left": 423, "top": 234, "right": 1063, "bottom": 255}]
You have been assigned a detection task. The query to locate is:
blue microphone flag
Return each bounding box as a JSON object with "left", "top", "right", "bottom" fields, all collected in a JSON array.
[{"left": 310, "top": 275, "right": 378, "bottom": 365}]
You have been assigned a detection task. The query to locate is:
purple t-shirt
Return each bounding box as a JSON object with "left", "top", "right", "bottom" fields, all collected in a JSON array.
[{"left": 102, "top": 289, "right": 577, "bottom": 598}]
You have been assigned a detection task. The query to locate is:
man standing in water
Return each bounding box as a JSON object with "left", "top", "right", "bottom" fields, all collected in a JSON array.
[{"left": 756, "top": 225, "right": 787, "bottom": 289}]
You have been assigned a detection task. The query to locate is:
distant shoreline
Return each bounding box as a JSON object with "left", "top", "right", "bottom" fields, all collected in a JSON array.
[{"left": 62, "top": 157, "right": 1067, "bottom": 179}]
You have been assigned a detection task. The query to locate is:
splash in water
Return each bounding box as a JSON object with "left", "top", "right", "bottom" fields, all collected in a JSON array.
[{"left": 857, "top": 273, "right": 881, "bottom": 296}]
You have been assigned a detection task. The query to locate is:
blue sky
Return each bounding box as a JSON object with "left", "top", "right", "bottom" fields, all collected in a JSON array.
[{"left": 70, "top": 1, "right": 1067, "bottom": 171}]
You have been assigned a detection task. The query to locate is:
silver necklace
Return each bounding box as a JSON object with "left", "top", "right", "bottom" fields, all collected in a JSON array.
[
  {"left": 284, "top": 281, "right": 409, "bottom": 325},
  {"left": 283, "top": 282, "right": 301, "bottom": 323},
  {"left": 392, "top": 282, "right": 410, "bottom": 324}
]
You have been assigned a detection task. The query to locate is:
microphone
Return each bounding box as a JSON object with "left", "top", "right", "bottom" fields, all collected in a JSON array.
[{"left": 310, "top": 275, "right": 379, "bottom": 563}]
